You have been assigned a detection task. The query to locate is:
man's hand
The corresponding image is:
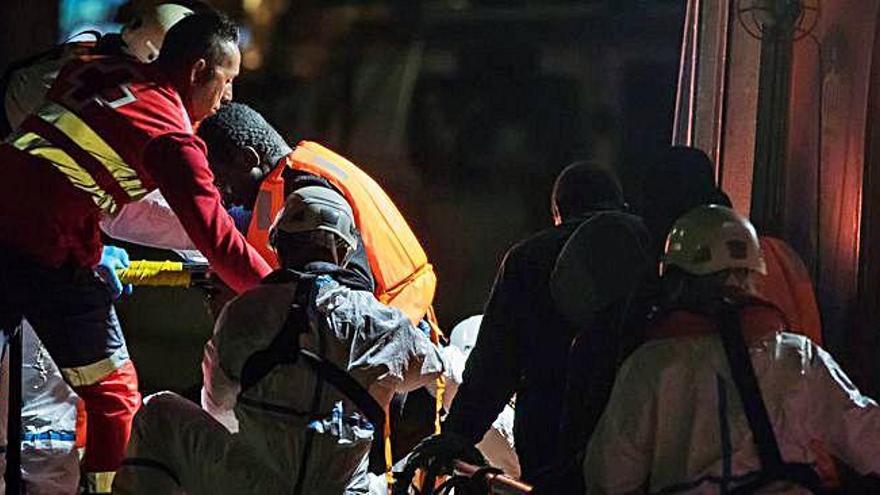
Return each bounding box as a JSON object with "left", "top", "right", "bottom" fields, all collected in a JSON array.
[
  {"left": 393, "top": 432, "right": 484, "bottom": 494},
  {"left": 95, "top": 245, "right": 132, "bottom": 299}
]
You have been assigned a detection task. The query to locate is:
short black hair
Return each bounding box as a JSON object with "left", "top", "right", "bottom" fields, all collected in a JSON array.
[
  {"left": 641, "top": 146, "right": 728, "bottom": 253},
  {"left": 643, "top": 146, "right": 716, "bottom": 205},
  {"left": 198, "top": 102, "right": 293, "bottom": 169},
  {"left": 156, "top": 10, "right": 238, "bottom": 71},
  {"left": 551, "top": 161, "right": 625, "bottom": 221}
]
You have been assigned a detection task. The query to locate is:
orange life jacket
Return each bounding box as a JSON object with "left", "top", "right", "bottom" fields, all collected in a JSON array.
[
  {"left": 755, "top": 236, "right": 823, "bottom": 344},
  {"left": 246, "top": 140, "right": 440, "bottom": 332}
]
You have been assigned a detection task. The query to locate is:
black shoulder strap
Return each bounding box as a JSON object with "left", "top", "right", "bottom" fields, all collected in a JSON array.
[
  {"left": 237, "top": 273, "right": 386, "bottom": 470},
  {"left": 716, "top": 303, "right": 824, "bottom": 494},
  {"left": 239, "top": 276, "right": 313, "bottom": 392},
  {"left": 297, "top": 348, "right": 386, "bottom": 470},
  {"left": 717, "top": 305, "right": 783, "bottom": 467}
]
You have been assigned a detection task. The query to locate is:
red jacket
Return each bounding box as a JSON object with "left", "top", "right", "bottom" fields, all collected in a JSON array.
[{"left": 0, "top": 55, "right": 270, "bottom": 293}]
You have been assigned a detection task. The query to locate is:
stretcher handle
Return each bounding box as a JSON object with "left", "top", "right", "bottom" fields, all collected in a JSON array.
[
  {"left": 453, "top": 460, "right": 533, "bottom": 494},
  {"left": 116, "top": 260, "right": 209, "bottom": 287}
]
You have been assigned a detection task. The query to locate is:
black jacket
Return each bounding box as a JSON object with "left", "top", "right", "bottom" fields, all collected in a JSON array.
[
  {"left": 444, "top": 220, "right": 584, "bottom": 482},
  {"left": 444, "top": 211, "right": 651, "bottom": 489}
]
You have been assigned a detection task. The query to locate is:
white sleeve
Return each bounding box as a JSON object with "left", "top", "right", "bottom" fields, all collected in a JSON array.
[
  {"left": 376, "top": 325, "right": 445, "bottom": 397},
  {"left": 99, "top": 189, "right": 198, "bottom": 251},
  {"left": 201, "top": 337, "right": 240, "bottom": 432},
  {"left": 809, "top": 343, "right": 880, "bottom": 476},
  {"left": 424, "top": 345, "right": 465, "bottom": 411},
  {"left": 354, "top": 297, "right": 445, "bottom": 403}
]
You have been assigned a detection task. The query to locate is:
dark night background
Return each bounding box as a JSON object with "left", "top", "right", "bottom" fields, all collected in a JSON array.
[{"left": 0, "top": 0, "right": 685, "bottom": 391}]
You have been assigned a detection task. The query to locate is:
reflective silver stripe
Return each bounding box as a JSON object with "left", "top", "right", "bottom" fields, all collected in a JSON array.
[
  {"left": 60, "top": 347, "right": 129, "bottom": 387},
  {"left": 10, "top": 130, "right": 118, "bottom": 214}
]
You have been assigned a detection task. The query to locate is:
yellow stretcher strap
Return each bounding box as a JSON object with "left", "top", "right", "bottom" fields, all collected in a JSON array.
[{"left": 116, "top": 260, "right": 191, "bottom": 287}]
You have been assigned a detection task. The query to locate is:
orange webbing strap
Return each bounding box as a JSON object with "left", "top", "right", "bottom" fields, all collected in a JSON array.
[{"left": 427, "top": 305, "right": 445, "bottom": 435}]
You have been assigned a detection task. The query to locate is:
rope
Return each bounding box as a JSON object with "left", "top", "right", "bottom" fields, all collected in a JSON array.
[{"left": 117, "top": 260, "right": 191, "bottom": 287}]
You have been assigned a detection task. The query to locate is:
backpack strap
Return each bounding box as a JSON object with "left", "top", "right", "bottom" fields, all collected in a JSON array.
[
  {"left": 238, "top": 274, "right": 313, "bottom": 393},
  {"left": 716, "top": 301, "right": 824, "bottom": 494},
  {"left": 237, "top": 271, "right": 388, "bottom": 484},
  {"left": 297, "top": 348, "right": 386, "bottom": 471}
]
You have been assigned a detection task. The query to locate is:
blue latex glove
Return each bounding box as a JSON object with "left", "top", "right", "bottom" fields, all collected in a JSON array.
[
  {"left": 95, "top": 245, "right": 132, "bottom": 299},
  {"left": 227, "top": 205, "right": 253, "bottom": 234},
  {"left": 417, "top": 319, "right": 432, "bottom": 336}
]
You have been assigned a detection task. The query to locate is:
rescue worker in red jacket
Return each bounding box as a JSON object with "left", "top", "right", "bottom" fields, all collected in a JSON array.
[{"left": 0, "top": 11, "right": 271, "bottom": 493}]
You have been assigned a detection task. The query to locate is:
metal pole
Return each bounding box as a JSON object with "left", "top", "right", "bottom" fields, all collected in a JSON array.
[
  {"left": 5, "top": 324, "right": 22, "bottom": 494},
  {"left": 749, "top": 0, "right": 799, "bottom": 236},
  {"left": 453, "top": 461, "right": 534, "bottom": 494}
]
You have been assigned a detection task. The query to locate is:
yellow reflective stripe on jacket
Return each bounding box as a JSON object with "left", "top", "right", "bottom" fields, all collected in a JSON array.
[
  {"left": 36, "top": 102, "right": 147, "bottom": 199},
  {"left": 10, "top": 131, "right": 118, "bottom": 214}
]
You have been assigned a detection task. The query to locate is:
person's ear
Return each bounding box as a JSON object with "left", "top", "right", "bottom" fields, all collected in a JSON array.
[
  {"left": 190, "top": 58, "right": 208, "bottom": 85},
  {"left": 243, "top": 146, "right": 261, "bottom": 168},
  {"left": 242, "top": 146, "right": 266, "bottom": 181}
]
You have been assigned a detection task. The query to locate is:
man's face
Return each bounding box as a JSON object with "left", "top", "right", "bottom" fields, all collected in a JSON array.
[
  {"left": 212, "top": 146, "right": 265, "bottom": 207},
  {"left": 187, "top": 41, "right": 240, "bottom": 122}
]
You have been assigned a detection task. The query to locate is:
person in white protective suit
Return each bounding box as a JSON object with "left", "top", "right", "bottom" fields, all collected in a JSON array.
[
  {"left": 0, "top": 321, "right": 81, "bottom": 494},
  {"left": 431, "top": 315, "right": 520, "bottom": 479},
  {"left": 583, "top": 205, "right": 880, "bottom": 494},
  {"left": 113, "top": 186, "right": 446, "bottom": 494}
]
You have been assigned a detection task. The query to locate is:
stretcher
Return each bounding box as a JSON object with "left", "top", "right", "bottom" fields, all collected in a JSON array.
[
  {"left": 116, "top": 260, "right": 211, "bottom": 288},
  {"left": 448, "top": 460, "right": 533, "bottom": 494}
]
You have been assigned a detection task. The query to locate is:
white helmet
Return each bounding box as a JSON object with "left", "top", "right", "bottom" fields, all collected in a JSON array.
[
  {"left": 121, "top": 2, "right": 195, "bottom": 63},
  {"left": 660, "top": 205, "right": 766, "bottom": 277},
  {"left": 449, "top": 315, "right": 482, "bottom": 358}
]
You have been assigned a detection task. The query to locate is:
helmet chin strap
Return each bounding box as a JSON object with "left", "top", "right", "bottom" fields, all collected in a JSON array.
[
  {"left": 724, "top": 270, "right": 758, "bottom": 294},
  {"left": 333, "top": 243, "right": 356, "bottom": 269}
]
